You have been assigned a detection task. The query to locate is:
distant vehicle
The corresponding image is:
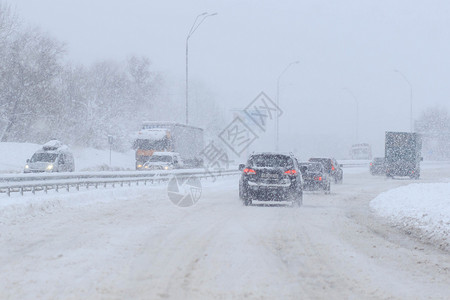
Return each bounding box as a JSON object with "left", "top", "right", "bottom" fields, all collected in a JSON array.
[
  {"left": 385, "top": 131, "right": 422, "bottom": 179},
  {"left": 298, "top": 162, "right": 331, "bottom": 194},
  {"left": 140, "top": 152, "right": 183, "bottom": 170},
  {"left": 238, "top": 152, "right": 304, "bottom": 206},
  {"left": 24, "top": 140, "right": 75, "bottom": 173},
  {"left": 133, "top": 121, "right": 204, "bottom": 170},
  {"left": 350, "top": 143, "right": 372, "bottom": 160},
  {"left": 370, "top": 157, "right": 386, "bottom": 175},
  {"left": 308, "top": 157, "right": 343, "bottom": 184}
]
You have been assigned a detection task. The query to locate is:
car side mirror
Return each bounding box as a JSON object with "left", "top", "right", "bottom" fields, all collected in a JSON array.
[
  {"left": 26, "top": 159, "right": 30, "bottom": 163},
  {"left": 300, "top": 166, "right": 307, "bottom": 174},
  {"left": 239, "top": 164, "right": 245, "bottom": 171},
  {"left": 339, "top": 164, "right": 343, "bottom": 168}
]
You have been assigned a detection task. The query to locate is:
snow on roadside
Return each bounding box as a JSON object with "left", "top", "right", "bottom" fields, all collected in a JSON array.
[
  {"left": 71, "top": 146, "right": 135, "bottom": 171},
  {"left": 0, "top": 142, "right": 135, "bottom": 173},
  {"left": 370, "top": 183, "right": 450, "bottom": 251},
  {"left": 0, "top": 185, "right": 166, "bottom": 225},
  {"left": 0, "top": 142, "right": 41, "bottom": 173},
  {"left": 0, "top": 176, "right": 238, "bottom": 224}
]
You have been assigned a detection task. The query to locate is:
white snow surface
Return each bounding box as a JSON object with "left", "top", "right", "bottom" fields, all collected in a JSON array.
[
  {"left": 42, "top": 139, "right": 64, "bottom": 150},
  {"left": 0, "top": 142, "right": 135, "bottom": 173},
  {"left": 370, "top": 182, "right": 450, "bottom": 250},
  {"left": 2, "top": 143, "right": 450, "bottom": 298}
]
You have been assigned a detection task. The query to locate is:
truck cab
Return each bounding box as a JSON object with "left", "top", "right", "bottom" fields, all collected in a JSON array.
[{"left": 133, "top": 122, "right": 204, "bottom": 170}]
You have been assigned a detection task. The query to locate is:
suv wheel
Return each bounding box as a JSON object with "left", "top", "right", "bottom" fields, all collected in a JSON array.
[
  {"left": 239, "top": 185, "right": 252, "bottom": 206},
  {"left": 324, "top": 183, "right": 331, "bottom": 194},
  {"left": 243, "top": 197, "right": 252, "bottom": 206},
  {"left": 292, "top": 192, "right": 303, "bottom": 207}
]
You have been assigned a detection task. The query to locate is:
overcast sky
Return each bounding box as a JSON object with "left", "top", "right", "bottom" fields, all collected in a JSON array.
[{"left": 12, "top": 0, "right": 450, "bottom": 157}]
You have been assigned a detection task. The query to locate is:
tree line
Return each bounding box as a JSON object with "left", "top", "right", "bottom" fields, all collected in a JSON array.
[{"left": 0, "top": 3, "right": 224, "bottom": 151}]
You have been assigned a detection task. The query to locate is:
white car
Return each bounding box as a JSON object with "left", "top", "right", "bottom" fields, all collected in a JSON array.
[
  {"left": 24, "top": 140, "right": 75, "bottom": 173},
  {"left": 139, "top": 152, "right": 183, "bottom": 170}
]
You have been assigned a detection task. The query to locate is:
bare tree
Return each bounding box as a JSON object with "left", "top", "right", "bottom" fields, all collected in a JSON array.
[
  {"left": 0, "top": 26, "right": 65, "bottom": 142},
  {"left": 416, "top": 106, "right": 450, "bottom": 160},
  {"left": 0, "top": 3, "right": 223, "bottom": 151}
]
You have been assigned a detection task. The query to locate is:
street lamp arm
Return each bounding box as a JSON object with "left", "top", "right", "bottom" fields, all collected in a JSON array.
[
  {"left": 185, "top": 12, "right": 217, "bottom": 125},
  {"left": 276, "top": 60, "right": 299, "bottom": 151},
  {"left": 277, "top": 61, "right": 300, "bottom": 84},
  {"left": 188, "top": 12, "right": 207, "bottom": 38},
  {"left": 394, "top": 69, "right": 412, "bottom": 89},
  {"left": 343, "top": 88, "right": 359, "bottom": 143},
  {"left": 343, "top": 87, "right": 358, "bottom": 106},
  {"left": 394, "top": 69, "right": 413, "bottom": 132},
  {"left": 188, "top": 12, "right": 218, "bottom": 39}
]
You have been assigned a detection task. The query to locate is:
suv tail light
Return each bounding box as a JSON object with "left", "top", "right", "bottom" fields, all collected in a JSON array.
[
  {"left": 284, "top": 169, "right": 297, "bottom": 175},
  {"left": 243, "top": 168, "right": 256, "bottom": 175},
  {"left": 314, "top": 176, "right": 322, "bottom": 181}
]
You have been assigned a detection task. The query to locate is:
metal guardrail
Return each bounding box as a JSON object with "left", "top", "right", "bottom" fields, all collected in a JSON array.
[
  {"left": 339, "top": 160, "right": 370, "bottom": 168},
  {"left": 0, "top": 169, "right": 241, "bottom": 197}
]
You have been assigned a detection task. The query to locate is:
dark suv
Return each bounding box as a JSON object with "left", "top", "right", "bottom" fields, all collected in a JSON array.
[
  {"left": 298, "top": 162, "right": 331, "bottom": 193},
  {"left": 308, "top": 157, "right": 343, "bottom": 183},
  {"left": 239, "top": 153, "right": 304, "bottom": 206}
]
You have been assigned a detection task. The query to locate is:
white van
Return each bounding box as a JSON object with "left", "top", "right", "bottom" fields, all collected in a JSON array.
[{"left": 24, "top": 140, "right": 75, "bottom": 173}]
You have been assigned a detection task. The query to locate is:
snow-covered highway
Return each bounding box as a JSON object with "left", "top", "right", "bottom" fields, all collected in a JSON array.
[{"left": 1, "top": 165, "right": 450, "bottom": 299}]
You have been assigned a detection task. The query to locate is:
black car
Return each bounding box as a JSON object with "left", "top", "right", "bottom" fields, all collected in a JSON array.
[
  {"left": 298, "top": 162, "right": 331, "bottom": 194},
  {"left": 239, "top": 153, "right": 304, "bottom": 206},
  {"left": 370, "top": 157, "right": 386, "bottom": 175},
  {"left": 308, "top": 157, "right": 343, "bottom": 183}
]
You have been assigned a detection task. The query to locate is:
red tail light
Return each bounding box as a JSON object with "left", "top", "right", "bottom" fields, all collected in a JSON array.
[
  {"left": 243, "top": 168, "right": 256, "bottom": 174},
  {"left": 285, "top": 169, "right": 297, "bottom": 175},
  {"left": 331, "top": 165, "right": 335, "bottom": 171},
  {"left": 370, "top": 163, "right": 373, "bottom": 166},
  {"left": 314, "top": 176, "right": 322, "bottom": 181}
]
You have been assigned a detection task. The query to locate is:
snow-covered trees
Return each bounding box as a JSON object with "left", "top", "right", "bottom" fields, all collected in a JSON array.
[
  {"left": 416, "top": 106, "right": 450, "bottom": 160},
  {"left": 0, "top": 28, "right": 64, "bottom": 142},
  {"left": 0, "top": 4, "right": 160, "bottom": 149},
  {"left": 0, "top": 3, "right": 224, "bottom": 151},
  {"left": 0, "top": 3, "right": 64, "bottom": 142}
]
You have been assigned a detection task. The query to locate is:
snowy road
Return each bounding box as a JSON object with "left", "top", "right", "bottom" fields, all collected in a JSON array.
[{"left": 1, "top": 167, "right": 450, "bottom": 299}]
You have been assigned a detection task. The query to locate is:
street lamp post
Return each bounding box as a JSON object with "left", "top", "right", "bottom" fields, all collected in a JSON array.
[
  {"left": 394, "top": 69, "right": 413, "bottom": 132},
  {"left": 185, "top": 12, "right": 217, "bottom": 125},
  {"left": 276, "top": 61, "right": 299, "bottom": 151},
  {"left": 343, "top": 88, "right": 359, "bottom": 143}
]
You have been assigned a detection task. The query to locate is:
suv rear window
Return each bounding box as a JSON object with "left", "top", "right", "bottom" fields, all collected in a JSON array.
[
  {"left": 248, "top": 154, "right": 294, "bottom": 168},
  {"left": 299, "top": 162, "right": 322, "bottom": 172},
  {"left": 309, "top": 158, "right": 332, "bottom": 171}
]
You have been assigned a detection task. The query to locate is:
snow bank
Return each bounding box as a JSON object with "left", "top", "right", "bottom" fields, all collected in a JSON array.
[
  {"left": 0, "top": 142, "right": 135, "bottom": 173},
  {"left": 0, "top": 185, "right": 162, "bottom": 224},
  {"left": 370, "top": 183, "right": 450, "bottom": 250},
  {"left": 71, "top": 146, "right": 135, "bottom": 171},
  {"left": 0, "top": 142, "right": 41, "bottom": 173}
]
